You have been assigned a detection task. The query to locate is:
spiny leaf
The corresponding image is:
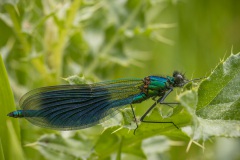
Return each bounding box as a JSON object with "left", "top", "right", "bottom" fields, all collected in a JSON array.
[
  {"left": 197, "top": 53, "right": 240, "bottom": 120},
  {"left": 180, "top": 53, "right": 240, "bottom": 140}
]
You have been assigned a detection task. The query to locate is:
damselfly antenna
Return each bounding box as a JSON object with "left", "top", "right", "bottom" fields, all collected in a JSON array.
[{"left": 185, "top": 77, "right": 206, "bottom": 84}]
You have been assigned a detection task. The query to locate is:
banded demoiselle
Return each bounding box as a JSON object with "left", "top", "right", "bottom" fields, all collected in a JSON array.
[{"left": 8, "top": 71, "right": 191, "bottom": 133}]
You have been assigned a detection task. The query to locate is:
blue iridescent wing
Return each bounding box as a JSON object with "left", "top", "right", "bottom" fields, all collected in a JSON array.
[{"left": 19, "top": 78, "right": 143, "bottom": 130}]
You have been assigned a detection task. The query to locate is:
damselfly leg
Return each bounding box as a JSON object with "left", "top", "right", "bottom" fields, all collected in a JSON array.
[{"left": 133, "top": 88, "right": 179, "bottom": 134}]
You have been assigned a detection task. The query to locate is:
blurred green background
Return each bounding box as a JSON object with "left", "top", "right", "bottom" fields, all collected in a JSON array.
[{"left": 1, "top": 0, "right": 240, "bottom": 160}]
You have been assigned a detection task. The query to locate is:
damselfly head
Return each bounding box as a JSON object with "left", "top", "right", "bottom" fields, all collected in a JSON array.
[
  {"left": 173, "top": 71, "right": 205, "bottom": 87},
  {"left": 172, "top": 71, "right": 188, "bottom": 87}
]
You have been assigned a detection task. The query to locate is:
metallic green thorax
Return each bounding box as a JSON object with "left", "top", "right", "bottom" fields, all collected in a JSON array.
[{"left": 132, "top": 72, "right": 186, "bottom": 103}]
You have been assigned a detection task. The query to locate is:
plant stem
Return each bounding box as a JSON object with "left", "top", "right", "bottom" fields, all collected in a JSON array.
[
  {"left": 49, "top": 0, "right": 81, "bottom": 82},
  {"left": 84, "top": 0, "right": 143, "bottom": 76},
  {"left": 5, "top": 4, "right": 49, "bottom": 81}
]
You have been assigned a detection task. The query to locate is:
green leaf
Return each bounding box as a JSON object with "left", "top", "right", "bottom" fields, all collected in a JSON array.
[
  {"left": 179, "top": 53, "right": 240, "bottom": 140},
  {"left": 0, "top": 139, "right": 5, "bottom": 160},
  {"left": 197, "top": 53, "right": 240, "bottom": 120},
  {"left": 0, "top": 55, "right": 25, "bottom": 160},
  {"left": 141, "top": 136, "right": 170, "bottom": 159},
  {"left": 62, "top": 75, "right": 87, "bottom": 85},
  {"left": 30, "top": 131, "right": 100, "bottom": 160}
]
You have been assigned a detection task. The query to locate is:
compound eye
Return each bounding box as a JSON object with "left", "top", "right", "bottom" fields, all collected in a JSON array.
[{"left": 176, "top": 74, "right": 183, "bottom": 82}]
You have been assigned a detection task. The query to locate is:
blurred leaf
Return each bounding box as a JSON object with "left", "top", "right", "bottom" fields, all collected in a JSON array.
[
  {"left": 0, "top": 13, "right": 13, "bottom": 28},
  {"left": 122, "top": 141, "right": 146, "bottom": 160},
  {"left": 141, "top": 136, "right": 170, "bottom": 160},
  {"left": 62, "top": 75, "right": 87, "bottom": 85},
  {"left": 0, "top": 55, "right": 24, "bottom": 160},
  {"left": 0, "top": 139, "right": 5, "bottom": 160},
  {"left": 31, "top": 132, "right": 98, "bottom": 160},
  {"left": 215, "top": 138, "right": 240, "bottom": 160},
  {"left": 95, "top": 130, "right": 120, "bottom": 158},
  {"left": 6, "top": 120, "right": 25, "bottom": 160},
  {"left": 0, "top": 0, "right": 19, "bottom": 5}
]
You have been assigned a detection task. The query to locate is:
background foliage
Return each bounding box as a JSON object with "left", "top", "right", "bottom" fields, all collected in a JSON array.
[{"left": 1, "top": 0, "right": 240, "bottom": 160}]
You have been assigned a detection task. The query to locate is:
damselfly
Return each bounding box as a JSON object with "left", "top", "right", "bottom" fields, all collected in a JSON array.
[{"left": 8, "top": 71, "right": 195, "bottom": 133}]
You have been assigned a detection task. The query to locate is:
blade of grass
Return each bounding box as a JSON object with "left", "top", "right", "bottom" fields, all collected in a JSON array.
[
  {"left": 0, "top": 54, "right": 24, "bottom": 160},
  {"left": 6, "top": 120, "right": 25, "bottom": 160},
  {"left": 0, "top": 139, "right": 5, "bottom": 160}
]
